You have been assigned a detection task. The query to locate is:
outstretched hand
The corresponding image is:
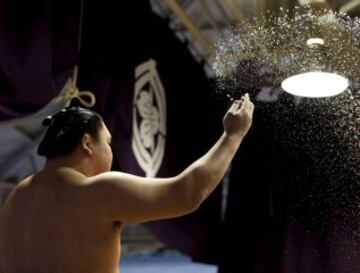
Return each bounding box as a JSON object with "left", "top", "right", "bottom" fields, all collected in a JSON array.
[{"left": 223, "top": 93, "right": 254, "bottom": 140}]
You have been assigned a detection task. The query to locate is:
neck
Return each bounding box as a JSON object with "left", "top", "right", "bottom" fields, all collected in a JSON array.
[{"left": 44, "top": 155, "right": 92, "bottom": 177}]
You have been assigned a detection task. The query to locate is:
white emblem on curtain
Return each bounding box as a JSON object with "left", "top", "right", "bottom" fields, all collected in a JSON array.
[{"left": 132, "top": 59, "right": 166, "bottom": 177}]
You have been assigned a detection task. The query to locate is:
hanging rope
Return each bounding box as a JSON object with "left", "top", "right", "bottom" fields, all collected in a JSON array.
[
  {"left": 77, "top": 0, "right": 85, "bottom": 54},
  {"left": 64, "top": 66, "right": 96, "bottom": 108},
  {"left": 64, "top": 0, "right": 96, "bottom": 108}
]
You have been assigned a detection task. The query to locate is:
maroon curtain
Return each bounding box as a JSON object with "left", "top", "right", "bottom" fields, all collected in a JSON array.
[{"left": 1, "top": 1, "right": 359, "bottom": 272}]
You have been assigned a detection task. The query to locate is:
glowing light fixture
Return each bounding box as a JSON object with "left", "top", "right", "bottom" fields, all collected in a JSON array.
[
  {"left": 306, "top": 38, "right": 324, "bottom": 47},
  {"left": 281, "top": 71, "right": 349, "bottom": 98},
  {"left": 298, "top": 0, "right": 326, "bottom": 6},
  {"left": 211, "top": 7, "right": 360, "bottom": 100},
  {"left": 281, "top": 38, "right": 348, "bottom": 98}
]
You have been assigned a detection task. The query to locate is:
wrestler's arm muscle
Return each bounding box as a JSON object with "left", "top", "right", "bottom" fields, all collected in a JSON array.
[
  {"left": 85, "top": 132, "right": 243, "bottom": 223},
  {"left": 84, "top": 95, "right": 253, "bottom": 223}
]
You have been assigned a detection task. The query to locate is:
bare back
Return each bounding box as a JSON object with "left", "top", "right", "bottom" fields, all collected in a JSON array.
[{"left": 0, "top": 168, "right": 121, "bottom": 273}]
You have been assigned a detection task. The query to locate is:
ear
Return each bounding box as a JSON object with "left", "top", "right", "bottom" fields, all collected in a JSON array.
[{"left": 82, "top": 133, "right": 93, "bottom": 155}]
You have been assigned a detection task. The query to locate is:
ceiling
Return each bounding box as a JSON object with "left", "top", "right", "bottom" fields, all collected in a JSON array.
[{"left": 149, "top": 0, "right": 360, "bottom": 66}]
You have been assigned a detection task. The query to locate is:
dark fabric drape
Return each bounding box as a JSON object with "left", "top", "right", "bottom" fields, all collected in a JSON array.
[
  {"left": 0, "top": 0, "right": 77, "bottom": 120},
  {"left": 76, "top": 0, "right": 224, "bottom": 262},
  {"left": 1, "top": 0, "right": 359, "bottom": 272},
  {"left": 0, "top": 0, "right": 223, "bottom": 263}
]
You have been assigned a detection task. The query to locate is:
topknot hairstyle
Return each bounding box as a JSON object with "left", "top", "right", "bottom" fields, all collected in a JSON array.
[{"left": 37, "top": 107, "right": 103, "bottom": 158}]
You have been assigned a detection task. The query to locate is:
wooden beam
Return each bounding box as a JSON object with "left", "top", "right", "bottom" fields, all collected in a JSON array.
[
  {"left": 163, "top": 0, "right": 211, "bottom": 51},
  {"left": 339, "top": 0, "right": 360, "bottom": 13},
  {"left": 223, "top": 0, "right": 245, "bottom": 22},
  {"left": 198, "top": 0, "right": 221, "bottom": 32}
]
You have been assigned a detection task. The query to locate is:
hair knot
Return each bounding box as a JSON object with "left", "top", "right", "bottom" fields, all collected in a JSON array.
[{"left": 42, "top": 116, "right": 54, "bottom": 127}]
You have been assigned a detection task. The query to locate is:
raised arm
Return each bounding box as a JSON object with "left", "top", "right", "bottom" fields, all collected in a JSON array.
[{"left": 86, "top": 94, "right": 254, "bottom": 223}]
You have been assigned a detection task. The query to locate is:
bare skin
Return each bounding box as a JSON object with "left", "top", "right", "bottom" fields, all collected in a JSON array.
[{"left": 0, "top": 94, "right": 254, "bottom": 273}]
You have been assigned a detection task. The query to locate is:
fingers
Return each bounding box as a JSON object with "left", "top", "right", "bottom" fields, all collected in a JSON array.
[
  {"left": 228, "top": 99, "right": 242, "bottom": 113},
  {"left": 243, "top": 93, "right": 250, "bottom": 103},
  {"left": 238, "top": 93, "right": 254, "bottom": 112},
  {"left": 228, "top": 93, "right": 254, "bottom": 113},
  {"left": 239, "top": 93, "right": 249, "bottom": 106}
]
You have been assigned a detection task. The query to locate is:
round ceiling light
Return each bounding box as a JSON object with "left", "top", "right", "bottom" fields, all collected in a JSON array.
[
  {"left": 210, "top": 7, "right": 360, "bottom": 101},
  {"left": 281, "top": 71, "right": 349, "bottom": 98},
  {"left": 306, "top": 38, "right": 324, "bottom": 47}
]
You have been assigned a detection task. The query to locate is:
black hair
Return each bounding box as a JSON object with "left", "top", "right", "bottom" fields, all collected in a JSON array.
[{"left": 37, "top": 107, "right": 103, "bottom": 158}]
